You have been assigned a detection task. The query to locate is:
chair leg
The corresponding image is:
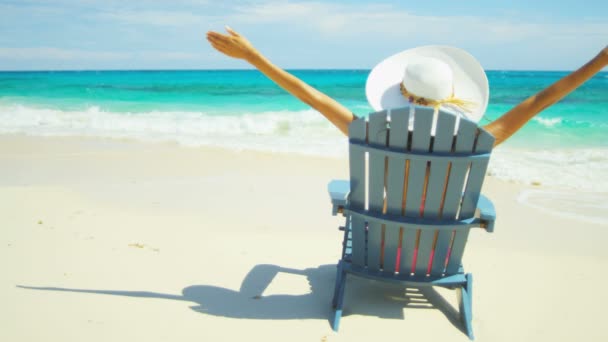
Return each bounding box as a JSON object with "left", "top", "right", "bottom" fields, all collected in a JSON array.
[
  {"left": 459, "top": 273, "right": 474, "bottom": 340},
  {"left": 332, "top": 264, "right": 341, "bottom": 308},
  {"left": 331, "top": 263, "right": 347, "bottom": 331}
]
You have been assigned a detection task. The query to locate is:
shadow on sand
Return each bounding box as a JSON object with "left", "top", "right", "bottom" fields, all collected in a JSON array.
[{"left": 19, "top": 263, "right": 465, "bottom": 333}]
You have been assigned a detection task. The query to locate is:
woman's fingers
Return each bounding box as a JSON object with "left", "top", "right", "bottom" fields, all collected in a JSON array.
[
  {"left": 225, "top": 26, "right": 240, "bottom": 37},
  {"left": 208, "top": 40, "right": 229, "bottom": 55},
  {"left": 209, "top": 34, "right": 231, "bottom": 46},
  {"left": 208, "top": 38, "right": 229, "bottom": 52},
  {"left": 207, "top": 35, "right": 232, "bottom": 50},
  {"left": 208, "top": 32, "right": 240, "bottom": 47},
  {"left": 207, "top": 31, "right": 229, "bottom": 42}
]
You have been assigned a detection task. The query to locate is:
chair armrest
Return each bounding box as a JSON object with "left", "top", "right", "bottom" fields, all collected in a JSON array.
[
  {"left": 477, "top": 194, "right": 496, "bottom": 232},
  {"left": 328, "top": 180, "right": 350, "bottom": 216}
]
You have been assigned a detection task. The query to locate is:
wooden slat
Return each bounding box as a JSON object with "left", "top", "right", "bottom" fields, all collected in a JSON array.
[
  {"left": 424, "top": 112, "right": 457, "bottom": 217},
  {"left": 410, "top": 108, "right": 435, "bottom": 276},
  {"left": 423, "top": 111, "right": 458, "bottom": 276},
  {"left": 367, "top": 220, "right": 383, "bottom": 271},
  {"left": 386, "top": 108, "right": 409, "bottom": 216},
  {"left": 348, "top": 118, "right": 367, "bottom": 267},
  {"left": 403, "top": 107, "right": 434, "bottom": 216},
  {"left": 459, "top": 129, "right": 494, "bottom": 218},
  {"left": 383, "top": 223, "right": 400, "bottom": 273},
  {"left": 410, "top": 107, "right": 435, "bottom": 151},
  {"left": 441, "top": 118, "right": 476, "bottom": 220},
  {"left": 414, "top": 228, "right": 436, "bottom": 274},
  {"left": 476, "top": 128, "right": 495, "bottom": 152},
  {"left": 388, "top": 108, "right": 409, "bottom": 148},
  {"left": 431, "top": 230, "right": 454, "bottom": 275},
  {"left": 351, "top": 216, "right": 367, "bottom": 267},
  {"left": 368, "top": 111, "right": 388, "bottom": 212},
  {"left": 384, "top": 108, "right": 410, "bottom": 273},
  {"left": 366, "top": 112, "right": 388, "bottom": 271},
  {"left": 400, "top": 228, "right": 417, "bottom": 275},
  {"left": 446, "top": 229, "right": 471, "bottom": 274},
  {"left": 348, "top": 118, "right": 367, "bottom": 211},
  {"left": 444, "top": 117, "right": 478, "bottom": 275},
  {"left": 441, "top": 163, "right": 468, "bottom": 220},
  {"left": 401, "top": 107, "right": 433, "bottom": 276},
  {"left": 447, "top": 131, "right": 493, "bottom": 275}
]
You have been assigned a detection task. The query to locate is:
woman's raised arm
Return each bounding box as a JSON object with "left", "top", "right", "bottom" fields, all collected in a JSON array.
[
  {"left": 206, "top": 27, "right": 356, "bottom": 135},
  {"left": 484, "top": 46, "right": 608, "bottom": 146}
]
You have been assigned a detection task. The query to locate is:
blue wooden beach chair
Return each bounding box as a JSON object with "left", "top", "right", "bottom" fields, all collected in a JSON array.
[{"left": 328, "top": 106, "right": 496, "bottom": 340}]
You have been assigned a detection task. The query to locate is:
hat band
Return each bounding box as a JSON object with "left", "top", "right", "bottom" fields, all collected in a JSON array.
[{"left": 400, "top": 83, "right": 477, "bottom": 113}]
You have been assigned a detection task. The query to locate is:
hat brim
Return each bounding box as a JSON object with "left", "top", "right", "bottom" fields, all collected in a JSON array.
[{"left": 366, "top": 46, "right": 489, "bottom": 123}]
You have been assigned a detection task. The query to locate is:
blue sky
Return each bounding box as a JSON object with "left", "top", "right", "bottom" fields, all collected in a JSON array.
[{"left": 0, "top": 0, "right": 606, "bottom": 70}]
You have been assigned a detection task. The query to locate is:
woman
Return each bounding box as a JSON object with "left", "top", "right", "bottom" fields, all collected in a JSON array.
[{"left": 206, "top": 27, "right": 607, "bottom": 146}]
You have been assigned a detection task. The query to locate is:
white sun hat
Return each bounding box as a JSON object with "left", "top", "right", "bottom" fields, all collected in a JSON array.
[{"left": 366, "top": 45, "right": 489, "bottom": 123}]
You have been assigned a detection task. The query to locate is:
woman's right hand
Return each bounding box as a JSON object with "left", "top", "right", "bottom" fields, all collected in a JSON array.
[{"left": 206, "top": 27, "right": 259, "bottom": 61}]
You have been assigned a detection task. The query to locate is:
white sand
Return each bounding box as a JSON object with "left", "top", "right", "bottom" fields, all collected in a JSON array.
[{"left": 1, "top": 135, "right": 606, "bottom": 341}]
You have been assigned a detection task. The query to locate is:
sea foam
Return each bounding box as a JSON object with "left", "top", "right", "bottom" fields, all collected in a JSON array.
[
  {"left": 534, "top": 117, "right": 562, "bottom": 127},
  {"left": 0, "top": 103, "right": 347, "bottom": 157},
  {"left": 1, "top": 103, "right": 606, "bottom": 192},
  {"left": 488, "top": 148, "right": 608, "bottom": 192}
]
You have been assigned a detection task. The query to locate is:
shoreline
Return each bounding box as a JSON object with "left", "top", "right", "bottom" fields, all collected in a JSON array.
[
  {"left": 1, "top": 134, "right": 607, "bottom": 341},
  {"left": 1, "top": 133, "right": 606, "bottom": 224}
]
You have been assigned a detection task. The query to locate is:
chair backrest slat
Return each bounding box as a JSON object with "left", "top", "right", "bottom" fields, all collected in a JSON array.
[
  {"left": 368, "top": 111, "right": 389, "bottom": 212},
  {"left": 420, "top": 111, "right": 458, "bottom": 276},
  {"left": 348, "top": 118, "right": 367, "bottom": 267},
  {"left": 459, "top": 129, "right": 494, "bottom": 218},
  {"left": 424, "top": 112, "right": 457, "bottom": 217},
  {"left": 442, "top": 119, "right": 477, "bottom": 219},
  {"left": 366, "top": 111, "right": 389, "bottom": 271},
  {"left": 403, "top": 107, "right": 434, "bottom": 217},
  {"left": 386, "top": 108, "right": 409, "bottom": 216},
  {"left": 406, "top": 108, "right": 438, "bottom": 275},
  {"left": 348, "top": 118, "right": 367, "bottom": 211},
  {"left": 444, "top": 118, "right": 491, "bottom": 274},
  {"left": 384, "top": 108, "right": 410, "bottom": 273}
]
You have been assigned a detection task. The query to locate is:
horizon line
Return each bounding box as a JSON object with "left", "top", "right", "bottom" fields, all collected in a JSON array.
[{"left": 1, "top": 67, "right": 603, "bottom": 73}]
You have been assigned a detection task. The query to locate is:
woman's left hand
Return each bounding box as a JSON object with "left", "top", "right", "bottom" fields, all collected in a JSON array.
[{"left": 206, "top": 27, "right": 259, "bottom": 61}]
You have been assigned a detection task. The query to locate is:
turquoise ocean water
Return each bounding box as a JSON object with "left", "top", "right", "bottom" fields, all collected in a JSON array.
[{"left": 1, "top": 70, "right": 607, "bottom": 192}]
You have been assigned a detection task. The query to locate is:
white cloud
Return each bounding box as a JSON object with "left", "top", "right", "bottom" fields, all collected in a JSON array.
[
  {"left": 229, "top": 1, "right": 608, "bottom": 45},
  {"left": 142, "top": 51, "right": 203, "bottom": 61},
  {"left": 212, "top": 0, "right": 607, "bottom": 69},
  {"left": 0, "top": 47, "right": 203, "bottom": 61},
  {"left": 0, "top": 47, "right": 128, "bottom": 61},
  {"left": 99, "top": 10, "right": 208, "bottom": 27}
]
